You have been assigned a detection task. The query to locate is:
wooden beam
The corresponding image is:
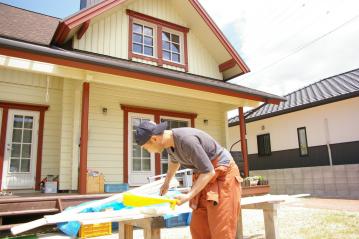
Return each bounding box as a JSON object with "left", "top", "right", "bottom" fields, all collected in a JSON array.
[
  {"left": 77, "top": 20, "right": 91, "bottom": 40},
  {"left": 219, "top": 59, "right": 236, "bottom": 72},
  {"left": 79, "top": 82, "right": 90, "bottom": 194},
  {"left": 238, "top": 107, "right": 249, "bottom": 177},
  {"left": 35, "top": 110, "right": 45, "bottom": 190}
]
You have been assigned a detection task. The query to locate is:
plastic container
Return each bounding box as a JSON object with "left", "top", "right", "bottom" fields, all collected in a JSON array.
[
  {"left": 44, "top": 181, "right": 57, "bottom": 193},
  {"left": 79, "top": 222, "right": 112, "bottom": 238},
  {"left": 164, "top": 212, "right": 192, "bottom": 228},
  {"left": 104, "top": 183, "right": 129, "bottom": 193}
]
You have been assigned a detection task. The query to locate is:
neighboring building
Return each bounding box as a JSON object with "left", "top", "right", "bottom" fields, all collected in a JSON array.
[
  {"left": 228, "top": 69, "right": 359, "bottom": 199},
  {"left": 0, "top": 1, "right": 284, "bottom": 193}
]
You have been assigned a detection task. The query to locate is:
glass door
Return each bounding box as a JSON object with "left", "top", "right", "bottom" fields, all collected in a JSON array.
[
  {"left": 128, "top": 113, "right": 155, "bottom": 186},
  {"left": 2, "top": 110, "right": 39, "bottom": 189},
  {"left": 160, "top": 117, "right": 190, "bottom": 174}
]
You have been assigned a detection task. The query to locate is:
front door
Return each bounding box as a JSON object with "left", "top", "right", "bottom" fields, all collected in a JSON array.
[
  {"left": 128, "top": 113, "right": 155, "bottom": 186},
  {"left": 2, "top": 110, "right": 39, "bottom": 189}
]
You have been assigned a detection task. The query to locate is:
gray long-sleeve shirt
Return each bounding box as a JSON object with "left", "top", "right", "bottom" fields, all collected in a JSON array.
[{"left": 165, "top": 128, "right": 231, "bottom": 173}]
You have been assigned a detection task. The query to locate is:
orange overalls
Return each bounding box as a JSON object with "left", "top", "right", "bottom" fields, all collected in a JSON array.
[{"left": 189, "top": 158, "right": 242, "bottom": 239}]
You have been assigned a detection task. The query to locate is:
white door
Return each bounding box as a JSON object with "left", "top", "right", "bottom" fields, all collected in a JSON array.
[
  {"left": 128, "top": 113, "right": 155, "bottom": 186},
  {"left": 2, "top": 110, "right": 39, "bottom": 189}
]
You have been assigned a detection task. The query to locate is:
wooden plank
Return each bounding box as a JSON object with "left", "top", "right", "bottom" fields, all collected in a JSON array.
[{"left": 11, "top": 178, "right": 179, "bottom": 235}]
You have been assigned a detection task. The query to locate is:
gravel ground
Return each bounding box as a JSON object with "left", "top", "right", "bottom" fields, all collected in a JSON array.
[{"left": 37, "top": 198, "right": 359, "bottom": 239}]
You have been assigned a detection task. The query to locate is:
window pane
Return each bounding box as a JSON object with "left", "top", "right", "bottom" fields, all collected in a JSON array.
[
  {"left": 22, "top": 144, "right": 31, "bottom": 158},
  {"left": 179, "top": 121, "right": 188, "bottom": 127},
  {"left": 161, "top": 150, "right": 168, "bottom": 159},
  {"left": 21, "top": 159, "right": 30, "bottom": 172},
  {"left": 144, "top": 36, "right": 153, "bottom": 46},
  {"left": 133, "top": 158, "right": 141, "bottom": 171},
  {"left": 257, "top": 134, "right": 271, "bottom": 156},
  {"left": 142, "top": 158, "right": 151, "bottom": 171},
  {"left": 144, "top": 26, "right": 153, "bottom": 36},
  {"left": 23, "top": 130, "right": 32, "bottom": 143},
  {"left": 14, "top": 115, "right": 23, "bottom": 128},
  {"left": 11, "top": 144, "right": 21, "bottom": 157},
  {"left": 142, "top": 148, "right": 150, "bottom": 158},
  {"left": 161, "top": 163, "right": 168, "bottom": 174},
  {"left": 144, "top": 46, "right": 153, "bottom": 56},
  {"left": 12, "top": 129, "right": 22, "bottom": 142},
  {"left": 24, "top": 116, "right": 33, "bottom": 129},
  {"left": 162, "top": 32, "right": 170, "bottom": 41},
  {"left": 132, "top": 144, "right": 141, "bottom": 158},
  {"left": 298, "top": 128, "right": 308, "bottom": 155},
  {"left": 172, "top": 53, "right": 180, "bottom": 63},
  {"left": 163, "top": 50, "right": 171, "bottom": 60},
  {"left": 171, "top": 34, "right": 179, "bottom": 43},
  {"left": 162, "top": 41, "right": 170, "bottom": 50},
  {"left": 10, "top": 158, "right": 20, "bottom": 172},
  {"left": 133, "top": 43, "right": 143, "bottom": 54},
  {"left": 133, "top": 33, "right": 143, "bottom": 44},
  {"left": 133, "top": 23, "right": 142, "bottom": 34},
  {"left": 132, "top": 118, "right": 141, "bottom": 128},
  {"left": 171, "top": 43, "right": 180, "bottom": 53}
]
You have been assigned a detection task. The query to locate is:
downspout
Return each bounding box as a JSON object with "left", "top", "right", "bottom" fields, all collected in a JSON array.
[{"left": 324, "top": 118, "right": 333, "bottom": 166}]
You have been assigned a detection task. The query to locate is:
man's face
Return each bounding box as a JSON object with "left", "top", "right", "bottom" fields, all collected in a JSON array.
[{"left": 142, "top": 135, "right": 164, "bottom": 153}]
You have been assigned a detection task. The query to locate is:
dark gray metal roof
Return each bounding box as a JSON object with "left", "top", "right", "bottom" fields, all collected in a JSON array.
[{"left": 229, "top": 68, "right": 359, "bottom": 126}]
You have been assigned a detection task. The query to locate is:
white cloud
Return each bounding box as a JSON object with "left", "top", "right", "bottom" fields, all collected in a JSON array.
[{"left": 199, "top": 0, "right": 359, "bottom": 96}]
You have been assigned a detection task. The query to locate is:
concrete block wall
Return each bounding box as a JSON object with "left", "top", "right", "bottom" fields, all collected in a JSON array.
[{"left": 250, "top": 164, "right": 359, "bottom": 199}]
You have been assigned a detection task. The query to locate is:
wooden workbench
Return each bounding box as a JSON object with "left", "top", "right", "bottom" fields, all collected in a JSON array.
[{"left": 118, "top": 195, "right": 286, "bottom": 239}]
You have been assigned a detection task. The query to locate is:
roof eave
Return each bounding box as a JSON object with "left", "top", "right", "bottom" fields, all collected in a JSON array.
[{"left": 0, "top": 37, "right": 282, "bottom": 104}]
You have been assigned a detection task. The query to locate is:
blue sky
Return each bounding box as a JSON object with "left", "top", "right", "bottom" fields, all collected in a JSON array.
[{"left": 0, "top": 0, "right": 79, "bottom": 18}]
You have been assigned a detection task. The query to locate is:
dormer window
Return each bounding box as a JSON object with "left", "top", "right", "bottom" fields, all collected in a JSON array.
[
  {"left": 127, "top": 10, "right": 189, "bottom": 72},
  {"left": 132, "top": 23, "right": 155, "bottom": 57},
  {"left": 162, "top": 31, "right": 181, "bottom": 63}
]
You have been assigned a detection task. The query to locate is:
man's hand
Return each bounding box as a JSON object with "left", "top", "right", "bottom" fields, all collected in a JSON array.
[
  {"left": 160, "top": 182, "right": 169, "bottom": 196},
  {"left": 175, "top": 193, "right": 191, "bottom": 205}
]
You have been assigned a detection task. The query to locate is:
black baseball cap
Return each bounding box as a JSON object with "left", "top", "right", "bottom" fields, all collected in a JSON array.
[{"left": 135, "top": 121, "right": 168, "bottom": 146}]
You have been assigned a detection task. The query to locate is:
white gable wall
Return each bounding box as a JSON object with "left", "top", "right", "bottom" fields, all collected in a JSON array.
[{"left": 228, "top": 97, "right": 359, "bottom": 154}]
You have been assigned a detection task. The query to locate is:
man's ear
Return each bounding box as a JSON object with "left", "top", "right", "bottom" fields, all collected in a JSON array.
[{"left": 151, "top": 135, "right": 161, "bottom": 142}]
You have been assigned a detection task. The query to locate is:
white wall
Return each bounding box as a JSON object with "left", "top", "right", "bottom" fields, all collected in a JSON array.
[{"left": 228, "top": 97, "right": 359, "bottom": 154}]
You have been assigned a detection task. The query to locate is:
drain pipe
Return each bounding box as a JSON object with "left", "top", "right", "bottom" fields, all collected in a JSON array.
[{"left": 324, "top": 118, "right": 333, "bottom": 166}]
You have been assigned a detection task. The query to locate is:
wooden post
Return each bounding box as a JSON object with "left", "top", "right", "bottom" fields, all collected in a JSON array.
[
  {"left": 238, "top": 107, "right": 249, "bottom": 177},
  {"left": 263, "top": 204, "right": 279, "bottom": 239},
  {"left": 79, "top": 82, "right": 90, "bottom": 194},
  {"left": 0, "top": 107, "right": 9, "bottom": 190}
]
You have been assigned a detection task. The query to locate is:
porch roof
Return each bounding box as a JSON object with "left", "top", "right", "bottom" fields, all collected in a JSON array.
[{"left": 0, "top": 37, "right": 285, "bottom": 104}]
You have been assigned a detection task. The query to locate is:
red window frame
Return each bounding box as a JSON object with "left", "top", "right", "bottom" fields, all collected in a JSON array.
[{"left": 127, "top": 9, "right": 189, "bottom": 72}]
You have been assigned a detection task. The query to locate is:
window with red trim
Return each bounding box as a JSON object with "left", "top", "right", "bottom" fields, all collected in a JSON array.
[{"left": 127, "top": 10, "right": 189, "bottom": 71}]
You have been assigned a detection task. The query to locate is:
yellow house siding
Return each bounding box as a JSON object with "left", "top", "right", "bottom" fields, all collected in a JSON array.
[
  {"left": 73, "top": 0, "right": 223, "bottom": 80},
  {"left": 187, "top": 33, "right": 222, "bottom": 80},
  {"left": 0, "top": 68, "right": 62, "bottom": 179},
  {"left": 88, "top": 82, "right": 227, "bottom": 183},
  {"left": 55, "top": 79, "right": 83, "bottom": 190}
]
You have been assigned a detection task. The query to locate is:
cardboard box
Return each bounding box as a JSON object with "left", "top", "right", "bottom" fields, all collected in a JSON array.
[{"left": 86, "top": 174, "right": 104, "bottom": 193}]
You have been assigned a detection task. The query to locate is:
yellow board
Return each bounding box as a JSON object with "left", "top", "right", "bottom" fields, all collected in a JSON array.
[{"left": 123, "top": 193, "right": 178, "bottom": 210}]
